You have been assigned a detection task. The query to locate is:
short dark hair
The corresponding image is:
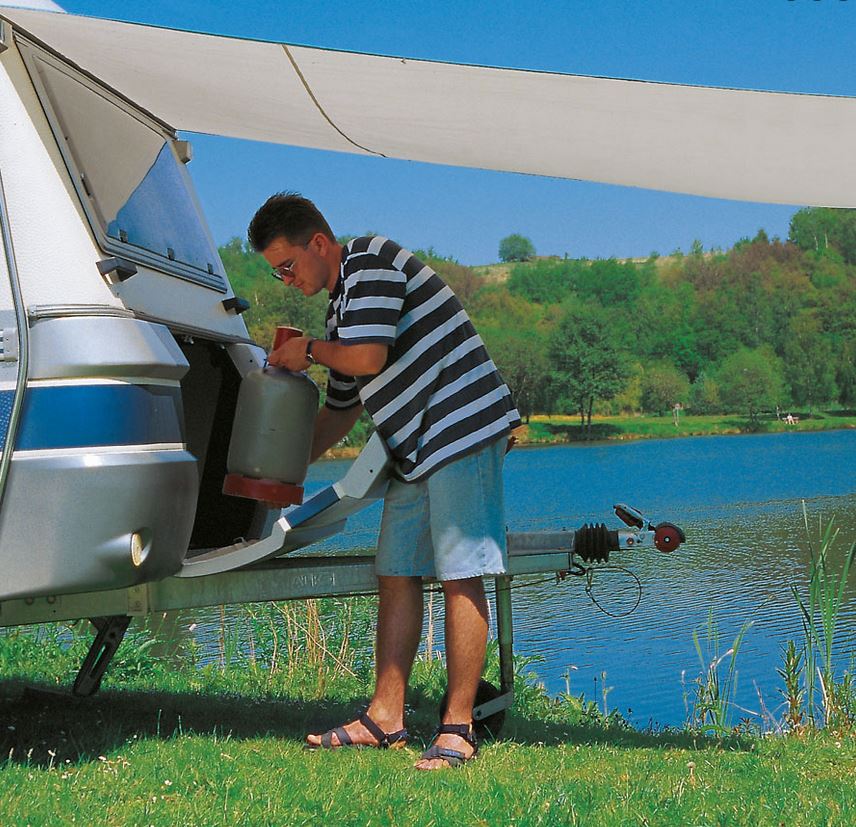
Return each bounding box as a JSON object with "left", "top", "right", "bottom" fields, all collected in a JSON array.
[{"left": 247, "top": 192, "right": 335, "bottom": 252}]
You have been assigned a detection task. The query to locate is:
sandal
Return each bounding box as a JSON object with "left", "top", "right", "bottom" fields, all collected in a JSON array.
[
  {"left": 307, "top": 711, "right": 408, "bottom": 750},
  {"left": 418, "top": 722, "right": 478, "bottom": 768}
]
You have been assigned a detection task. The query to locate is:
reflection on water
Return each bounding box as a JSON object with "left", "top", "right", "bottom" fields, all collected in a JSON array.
[{"left": 190, "top": 430, "right": 856, "bottom": 728}]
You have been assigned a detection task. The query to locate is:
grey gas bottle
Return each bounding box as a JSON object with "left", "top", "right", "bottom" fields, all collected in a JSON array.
[{"left": 223, "top": 327, "right": 319, "bottom": 506}]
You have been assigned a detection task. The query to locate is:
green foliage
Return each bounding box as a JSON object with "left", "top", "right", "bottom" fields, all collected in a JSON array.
[
  {"left": 688, "top": 609, "right": 753, "bottom": 736},
  {"left": 507, "top": 258, "right": 573, "bottom": 303},
  {"left": 782, "top": 311, "right": 838, "bottom": 412},
  {"left": 716, "top": 347, "right": 786, "bottom": 422},
  {"left": 778, "top": 639, "right": 805, "bottom": 732},
  {"left": 790, "top": 206, "right": 856, "bottom": 264},
  {"left": 689, "top": 372, "right": 722, "bottom": 414},
  {"left": 420, "top": 254, "right": 486, "bottom": 311},
  {"left": 836, "top": 338, "right": 856, "bottom": 407},
  {"left": 547, "top": 304, "right": 627, "bottom": 437},
  {"left": 498, "top": 232, "right": 535, "bottom": 262},
  {"left": 640, "top": 362, "right": 691, "bottom": 415},
  {"left": 481, "top": 326, "right": 549, "bottom": 422}
]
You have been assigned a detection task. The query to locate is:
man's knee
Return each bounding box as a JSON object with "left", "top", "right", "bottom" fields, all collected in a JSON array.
[
  {"left": 377, "top": 574, "right": 422, "bottom": 594},
  {"left": 441, "top": 576, "right": 486, "bottom": 603}
]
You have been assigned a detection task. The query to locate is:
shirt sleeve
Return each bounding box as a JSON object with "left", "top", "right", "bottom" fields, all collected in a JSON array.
[
  {"left": 337, "top": 257, "right": 406, "bottom": 346},
  {"left": 325, "top": 368, "right": 361, "bottom": 411}
]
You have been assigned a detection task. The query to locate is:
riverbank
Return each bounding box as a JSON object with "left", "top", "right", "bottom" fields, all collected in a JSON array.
[
  {"left": 523, "top": 410, "right": 856, "bottom": 445},
  {"left": 1, "top": 620, "right": 854, "bottom": 826},
  {"left": 322, "top": 410, "right": 856, "bottom": 459}
]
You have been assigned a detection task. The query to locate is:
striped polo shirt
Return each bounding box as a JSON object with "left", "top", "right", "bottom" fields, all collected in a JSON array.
[{"left": 325, "top": 236, "right": 521, "bottom": 482}]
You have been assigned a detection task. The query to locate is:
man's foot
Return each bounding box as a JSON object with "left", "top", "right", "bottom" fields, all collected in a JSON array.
[
  {"left": 415, "top": 722, "right": 478, "bottom": 770},
  {"left": 305, "top": 711, "right": 408, "bottom": 750}
]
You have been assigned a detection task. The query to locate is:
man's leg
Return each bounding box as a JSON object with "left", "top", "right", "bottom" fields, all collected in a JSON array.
[
  {"left": 415, "top": 438, "right": 507, "bottom": 769},
  {"left": 306, "top": 575, "right": 423, "bottom": 746},
  {"left": 415, "top": 575, "right": 488, "bottom": 769}
]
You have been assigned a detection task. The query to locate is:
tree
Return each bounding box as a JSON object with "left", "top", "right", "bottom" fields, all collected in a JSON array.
[
  {"left": 836, "top": 338, "right": 856, "bottom": 408},
  {"left": 780, "top": 313, "right": 837, "bottom": 414},
  {"left": 689, "top": 372, "right": 721, "bottom": 414},
  {"left": 547, "top": 305, "right": 627, "bottom": 438},
  {"left": 499, "top": 233, "right": 535, "bottom": 262},
  {"left": 640, "top": 363, "right": 691, "bottom": 415},
  {"left": 716, "top": 348, "right": 786, "bottom": 422},
  {"left": 575, "top": 259, "right": 642, "bottom": 307},
  {"left": 789, "top": 207, "right": 856, "bottom": 265},
  {"left": 481, "top": 328, "right": 549, "bottom": 423}
]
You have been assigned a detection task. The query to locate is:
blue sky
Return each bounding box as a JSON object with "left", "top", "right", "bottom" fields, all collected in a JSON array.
[{"left": 53, "top": 1, "right": 856, "bottom": 264}]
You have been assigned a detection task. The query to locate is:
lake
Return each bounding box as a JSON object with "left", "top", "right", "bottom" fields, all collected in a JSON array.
[{"left": 296, "top": 429, "right": 856, "bottom": 728}]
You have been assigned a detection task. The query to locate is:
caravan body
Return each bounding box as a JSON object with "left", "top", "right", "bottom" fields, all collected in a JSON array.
[{"left": 0, "top": 14, "right": 271, "bottom": 600}]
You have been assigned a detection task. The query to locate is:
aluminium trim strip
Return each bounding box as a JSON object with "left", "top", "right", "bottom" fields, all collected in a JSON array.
[
  {"left": 0, "top": 166, "right": 30, "bottom": 511},
  {"left": 28, "top": 303, "right": 135, "bottom": 320}
]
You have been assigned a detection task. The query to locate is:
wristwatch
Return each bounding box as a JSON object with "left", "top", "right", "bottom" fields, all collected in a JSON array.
[{"left": 305, "top": 337, "right": 318, "bottom": 365}]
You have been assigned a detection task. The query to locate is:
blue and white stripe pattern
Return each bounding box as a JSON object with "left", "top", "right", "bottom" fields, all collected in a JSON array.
[{"left": 325, "top": 237, "right": 520, "bottom": 482}]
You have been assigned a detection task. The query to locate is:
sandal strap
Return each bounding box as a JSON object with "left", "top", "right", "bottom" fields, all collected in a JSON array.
[
  {"left": 321, "top": 725, "right": 352, "bottom": 749},
  {"left": 436, "top": 722, "right": 477, "bottom": 750},
  {"left": 421, "top": 744, "right": 467, "bottom": 768},
  {"left": 358, "top": 712, "right": 408, "bottom": 748}
]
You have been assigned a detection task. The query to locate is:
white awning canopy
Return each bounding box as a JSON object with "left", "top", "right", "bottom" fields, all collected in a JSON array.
[{"left": 3, "top": 5, "right": 855, "bottom": 207}]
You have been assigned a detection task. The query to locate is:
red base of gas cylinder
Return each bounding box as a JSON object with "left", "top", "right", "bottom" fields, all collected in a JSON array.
[{"left": 223, "top": 474, "right": 304, "bottom": 507}]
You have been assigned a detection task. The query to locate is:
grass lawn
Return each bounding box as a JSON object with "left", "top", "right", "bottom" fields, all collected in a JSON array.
[{"left": 1, "top": 619, "right": 854, "bottom": 826}]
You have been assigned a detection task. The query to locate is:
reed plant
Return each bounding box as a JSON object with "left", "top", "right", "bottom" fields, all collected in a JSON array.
[
  {"left": 790, "top": 506, "right": 856, "bottom": 731},
  {"left": 777, "top": 639, "right": 806, "bottom": 733},
  {"left": 688, "top": 609, "right": 753, "bottom": 735}
]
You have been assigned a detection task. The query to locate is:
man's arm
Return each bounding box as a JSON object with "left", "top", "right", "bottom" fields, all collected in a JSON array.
[
  {"left": 270, "top": 336, "right": 387, "bottom": 377},
  {"left": 310, "top": 404, "right": 365, "bottom": 462}
]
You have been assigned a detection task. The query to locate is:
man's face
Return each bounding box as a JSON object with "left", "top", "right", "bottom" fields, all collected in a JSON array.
[{"left": 263, "top": 234, "right": 333, "bottom": 296}]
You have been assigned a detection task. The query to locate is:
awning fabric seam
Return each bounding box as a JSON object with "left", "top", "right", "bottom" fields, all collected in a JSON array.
[{"left": 281, "top": 44, "right": 386, "bottom": 159}]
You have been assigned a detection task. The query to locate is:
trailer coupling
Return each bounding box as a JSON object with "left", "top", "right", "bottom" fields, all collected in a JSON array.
[{"left": 572, "top": 503, "right": 687, "bottom": 563}]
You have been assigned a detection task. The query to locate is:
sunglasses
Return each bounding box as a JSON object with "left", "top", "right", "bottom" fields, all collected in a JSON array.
[{"left": 270, "top": 240, "right": 311, "bottom": 281}]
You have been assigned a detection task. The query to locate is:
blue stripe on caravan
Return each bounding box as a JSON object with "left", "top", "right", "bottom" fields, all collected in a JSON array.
[
  {"left": 6, "top": 384, "right": 184, "bottom": 450},
  {"left": 0, "top": 389, "right": 12, "bottom": 455}
]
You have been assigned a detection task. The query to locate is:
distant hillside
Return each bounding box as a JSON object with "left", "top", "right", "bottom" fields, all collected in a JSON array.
[{"left": 219, "top": 208, "right": 856, "bottom": 422}]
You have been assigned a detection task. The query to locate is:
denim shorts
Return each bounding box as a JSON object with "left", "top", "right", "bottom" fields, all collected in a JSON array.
[{"left": 375, "top": 437, "right": 508, "bottom": 581}]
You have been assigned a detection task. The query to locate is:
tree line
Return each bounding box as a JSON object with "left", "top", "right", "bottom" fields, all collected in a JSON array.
[{"left": 221, "top": 208, "right": 856, "bottom": 434}]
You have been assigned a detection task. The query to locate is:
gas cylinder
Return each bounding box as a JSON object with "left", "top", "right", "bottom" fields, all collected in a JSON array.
[{"left": 223, "top": 327, "right": 319, "bottom": 507}]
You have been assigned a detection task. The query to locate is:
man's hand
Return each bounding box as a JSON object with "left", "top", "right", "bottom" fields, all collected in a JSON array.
[{"left": 269, "top": 336, "right": 312, "bottom": 372}]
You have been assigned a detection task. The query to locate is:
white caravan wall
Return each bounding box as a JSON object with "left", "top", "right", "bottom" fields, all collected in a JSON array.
[{"left": 0, "top": 40, "right": 121, "bottom": 309}]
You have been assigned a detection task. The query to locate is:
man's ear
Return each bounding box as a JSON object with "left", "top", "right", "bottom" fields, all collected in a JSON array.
[{"left": 310, "top": 232, "right": 329, "bottom": 255}]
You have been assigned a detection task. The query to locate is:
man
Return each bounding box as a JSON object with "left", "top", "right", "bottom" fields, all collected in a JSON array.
[{"left": 247, "top": 193, "right": 520, "bottom": 770}]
